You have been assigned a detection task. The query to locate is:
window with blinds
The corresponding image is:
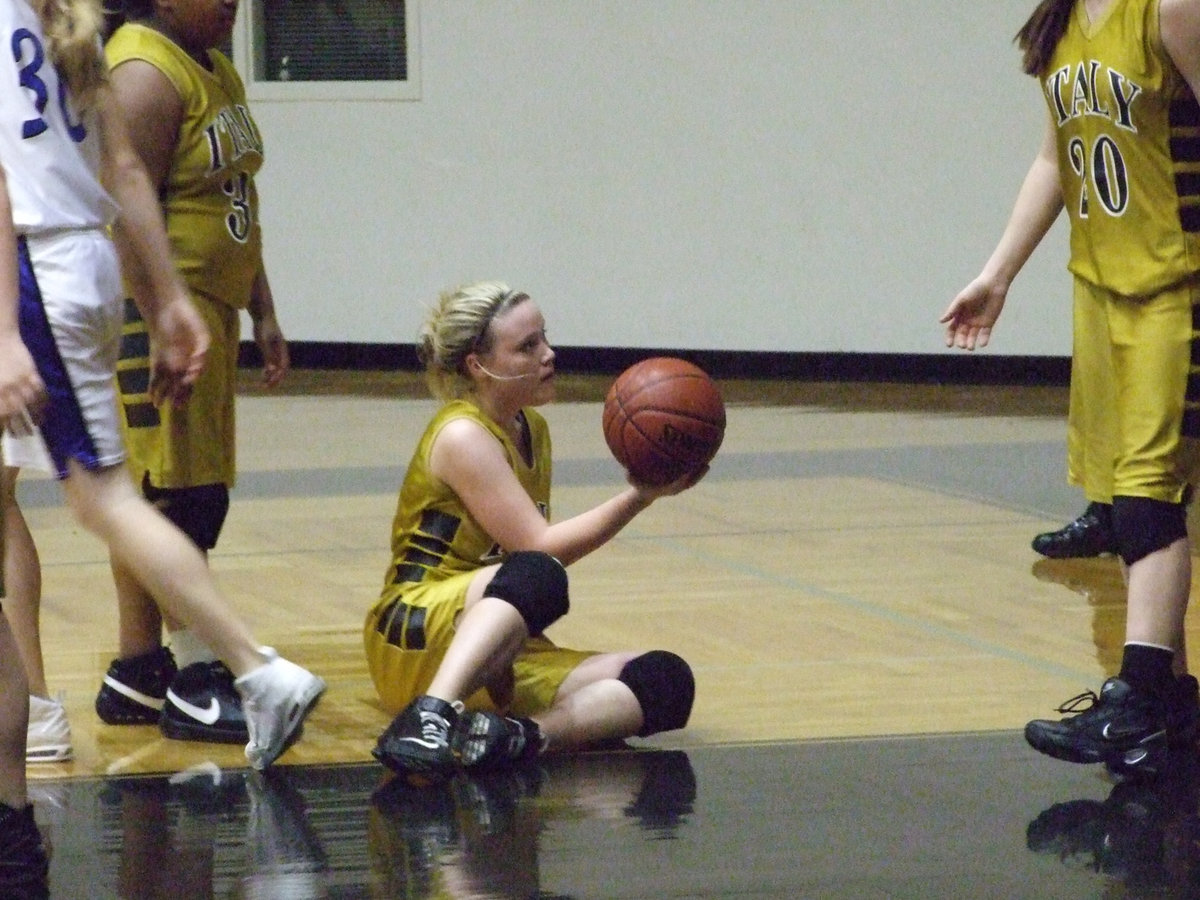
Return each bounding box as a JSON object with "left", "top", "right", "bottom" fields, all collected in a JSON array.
[
  {"left": 241, "top": 1, "right": 418, "bottom": 100},
  {"left": 253, "top": 0, "right": 406, "bottom": 82}
]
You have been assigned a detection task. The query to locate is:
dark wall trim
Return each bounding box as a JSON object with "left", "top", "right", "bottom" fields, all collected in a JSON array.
[{"left": 240, "top": 341, "right": 1071, "bottom": 387}]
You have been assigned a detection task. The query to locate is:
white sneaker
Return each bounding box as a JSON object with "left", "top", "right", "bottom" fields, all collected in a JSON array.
[
  {"left": 235, "top": 649, "right": 325, "bottom": 771},
  {"left": 26, "top": 695, "right": 72, "bottom": 763}
]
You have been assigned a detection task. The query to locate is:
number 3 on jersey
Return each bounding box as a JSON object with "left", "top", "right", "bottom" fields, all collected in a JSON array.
[{"left": 11, "top": 27, "right": 85, "bottom": 143}]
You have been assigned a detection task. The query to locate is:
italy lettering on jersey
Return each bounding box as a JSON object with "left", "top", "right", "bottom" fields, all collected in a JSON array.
[
  {"left": 106, "top": 24, "right": 263, "bottom": 310},
  {"left": 1044, "top": 0, "right": 1200, "bottom": 295},
  {"left": 0, "top": 1, "right": 117, "bottom": 233},
  {"left": 385, "top": 400, "right": 553, "bottom": 588}
]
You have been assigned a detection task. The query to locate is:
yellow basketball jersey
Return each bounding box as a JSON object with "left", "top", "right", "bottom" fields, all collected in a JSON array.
[
  {"left": 105, "top": 24, "right": 263, "bottom": 310},
  {"left": 384, "top": 400, "right": 552, "bottom": 588},
  {"left": 1045, "top": 0, "right": 1200, "bottom": 294}
]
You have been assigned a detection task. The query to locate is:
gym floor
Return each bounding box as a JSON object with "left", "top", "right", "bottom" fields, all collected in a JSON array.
[{"left": 8, "top": 373, "right": 1197, "bottom": 899}]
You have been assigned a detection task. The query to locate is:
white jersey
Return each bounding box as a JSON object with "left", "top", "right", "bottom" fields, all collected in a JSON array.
[{"left": 0, "top": 0, "right": 116, "bottom": 233}]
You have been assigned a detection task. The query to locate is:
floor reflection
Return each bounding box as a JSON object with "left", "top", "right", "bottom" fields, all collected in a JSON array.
[
  {"left": 368, "top": 750, "right": 695, "bottom": 898},
  {"left": 1031, "top": 556, "right": 1127, "bottom": 672},
  {"left": 102, "top": 764, "right": 328, "bottom": 899},
  {"left": 24, "top": 737, "right": 1200, "bottom": 898},
  {"left": 1027, "top": 748, "right": 1200, "bottom": 896}
]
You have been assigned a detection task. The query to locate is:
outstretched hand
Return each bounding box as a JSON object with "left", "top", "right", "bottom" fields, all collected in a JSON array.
[
  {"left": 146, "top": 297, "right": 209, "bottom": 407},
  {"left": 940, "top": 277, "right": 1008, "bottom": 351}
]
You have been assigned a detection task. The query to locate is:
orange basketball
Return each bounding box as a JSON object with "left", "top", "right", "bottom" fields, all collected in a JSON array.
[{"left": 602, "top": 357, "right": 725, "bottom": 486}]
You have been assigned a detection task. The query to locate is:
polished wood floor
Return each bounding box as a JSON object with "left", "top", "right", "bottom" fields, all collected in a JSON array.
[
  {"left": 17, "top": 372, "right": 1200, "bottom": 898},
  {"left": 13, "top": 371, "right": 1152, "bottom": 778}
]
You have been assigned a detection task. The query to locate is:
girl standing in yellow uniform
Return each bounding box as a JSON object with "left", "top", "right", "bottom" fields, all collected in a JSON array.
[
  {"left": 93, "top": 0, "right": 289, "bottom": 744},
  {"left": 943, "top": 0, "right": 1200, "bottom": 774}
]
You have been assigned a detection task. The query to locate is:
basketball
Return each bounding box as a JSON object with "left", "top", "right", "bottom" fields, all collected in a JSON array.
[{"left": 603, "top": 357, "right": 726, "bottom": 486}]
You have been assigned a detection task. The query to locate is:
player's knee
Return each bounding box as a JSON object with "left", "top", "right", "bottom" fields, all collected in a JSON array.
[
  {"left": 144, "top": 478, "right": 229, "bottom": 551},
  {"left": 619, "top": 650, "right": 695, "bottom": 737},
  {"left": 485, "top": 551, "right": 569, "bottom": 635},
  {"left": 1112, "top": 495, "right": 1188, "bottom": 566}
]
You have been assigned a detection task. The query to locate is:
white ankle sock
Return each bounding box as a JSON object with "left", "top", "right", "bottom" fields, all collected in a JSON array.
[{"left": 168, "top": 629, "right": 219, "bottom": 668}]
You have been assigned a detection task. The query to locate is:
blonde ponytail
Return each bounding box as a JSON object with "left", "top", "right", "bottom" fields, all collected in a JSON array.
[{"left": 33, "top": 0, "right": 107, "bottom": 109}]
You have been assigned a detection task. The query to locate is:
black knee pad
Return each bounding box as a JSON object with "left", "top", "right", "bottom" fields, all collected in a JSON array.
[
  {"left": 619, "top": 651, "right": 695, "bottom": 737},
  {"left": 485, "top": 551, "right": 569, "bottom": 635},
  {"left": 142, "top": 475, "right": 230, "bottom": 551},
  {"left": 1112, "top": 495, "right": 1188, "bottom": 566}
]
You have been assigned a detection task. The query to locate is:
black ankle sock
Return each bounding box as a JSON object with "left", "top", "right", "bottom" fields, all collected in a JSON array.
[
  {"left": 1086, "top": 501, "right": 1113, "bottom": 525},
  {"left": 1119, "top": 643, "right": 1175, "bottom": 692}
]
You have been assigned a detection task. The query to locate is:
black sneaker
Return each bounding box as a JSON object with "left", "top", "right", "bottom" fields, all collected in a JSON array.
[
  {"left": 1025, "top": 677, "right": 1188, "bottom": 770},
  {"left": 1107, "top": 675, "right": 1200, "bottom": 778},
  {"left": 0, "top": 803, "right": 50, "bottom": 900},
  {"left": 160, "top": 661, "right": 249, "bottom": 744},
  {"left": 95, "top": 646, "right": 178, "bottom": 725},
  {"left": 1032, "top": 503, "right": 1116, "bottom": 559},
  {"left": 373, "top": 696, "right": 461, "bottom": 779},
  {"left": 454, "top": 711, "right": 543, "bottom": 769}
]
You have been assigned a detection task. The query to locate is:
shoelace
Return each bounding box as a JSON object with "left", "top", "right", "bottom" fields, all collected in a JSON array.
[
  {"left": 418, "top": 711, "right": 448, "bottom": 744},
  {"left": 1055, "top": 690, "right": 1100, "bottom": 714}
]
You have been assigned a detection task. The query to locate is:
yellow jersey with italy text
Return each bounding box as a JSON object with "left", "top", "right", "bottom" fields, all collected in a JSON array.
[
  {"left": 105, "top": 24, "right": 262, "bottom": 310},
  {"left": 1045, "top": 0, "right": 1200, "bottom": 295},
  {"left": 382, "top": 400, "right": 552, "bottom": 591}
]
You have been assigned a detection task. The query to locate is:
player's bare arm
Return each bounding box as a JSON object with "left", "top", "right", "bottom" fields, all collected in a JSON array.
[
  {"left": 106, "top": 58, "right": 182, "bottom": 193},
  {"left": 249, "top": 267, "right": 289, "bottom": 388},
  {"left": 1161, "top": 0, "right": 1200, "bottom": 101},
  {"left": 942, "top": 111, "right": 1064, "bottom": 350},
  {"left": 95, "top": 84, "right": 208, "bottom": 404},
  {"left": 431, "top": 418, "right": 674, "bottom": 566}
]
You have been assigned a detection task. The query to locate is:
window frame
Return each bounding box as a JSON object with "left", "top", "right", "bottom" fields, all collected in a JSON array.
[{"left": 234, "top": 0, "right": 420, "bottom": 102}]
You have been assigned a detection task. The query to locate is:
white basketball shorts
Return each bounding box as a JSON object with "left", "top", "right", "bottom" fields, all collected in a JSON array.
[{"left": 1, "top": 229, "right": 125, "bottom": 478}]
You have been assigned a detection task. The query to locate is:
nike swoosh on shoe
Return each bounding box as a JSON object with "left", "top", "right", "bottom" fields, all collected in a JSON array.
[
  {"left": 166, "top": 690, "right": 222, "bottom": 726},
  {"left": 397, "top": 736, "right": 447, "bottom": 751},
  {"left": 1101, "top": 722, "right": 1165, "bottom": 742},
  {"left": 103, "top": 675, "right": 167, "bottom": 711}
]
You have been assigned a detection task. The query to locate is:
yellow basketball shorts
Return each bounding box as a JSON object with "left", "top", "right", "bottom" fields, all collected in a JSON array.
[
  {"left": 1068, "top": 275, "right": 1200, "bottom": 504},
  {"left": 116, "top": 292, "right": 240, "bottom": 488},
  {"left": 363, "top": 571, "right": 597, "bottom": 716}
]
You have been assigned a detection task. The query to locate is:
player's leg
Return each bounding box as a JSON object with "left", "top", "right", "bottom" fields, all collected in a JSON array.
[
  {"left": 60, "top": 461, "right": 324, "bottom": 767},
  {"left": 0, "top": 609, "right": 49, "bottom": 893},
  {"left": 95, "top": 551, "right": 175, "bottom": 725},
  {"left": 63, "top": 461, "right": 261, "bottom": 670},
  {"left": 1026, "top": 281, "right": 1200, "bottom": 771},
  {"left": 1107, "top": 280, "right": 1200, "bottom": 762},
  {"left": 457, "top": 646, "right": 695, "bottom": 769},
  {"left": 370, "top": 562, "right": 525, "bottom": 777},
  {"left": 99, "top": 298, "right": 174, "bottom": 721},
  {"left": 1, "top": 465, "right": 46, "bottom": 698},
  {"left": 1, "top": 462, "right": 72, "bottom": 763},
  {"left": 1033, "top": 282, "right": 1119, "bottom": 559},
  {"left": 372, "top": 552, "right": 572, "bottom": 777},
  {"left": 103, "top": 296, "right": 245, "bottom": 740},
  {"left": 24, "top": 230, "right": 323, "bottom": 770},
  {"left": 514, "top": 652, "right": 645, "bottom": 751},
  {"left": 101, "top": 479, "right": 246, "bottom": 742},
  {"left": 0, "top": 609, "right": 29, "bottom": 809},
  {"left": 0, "top": 447, "right": 50, "bottom": 890}
]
